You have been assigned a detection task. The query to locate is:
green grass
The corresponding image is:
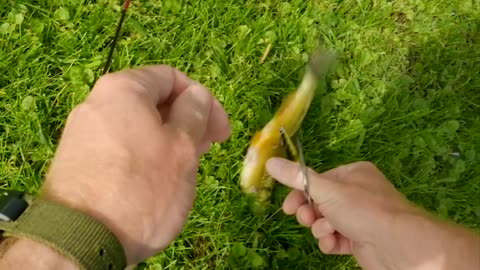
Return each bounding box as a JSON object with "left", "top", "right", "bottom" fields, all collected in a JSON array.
[{"left": 1, "top": 0, "right": 480, "bottom": 269}]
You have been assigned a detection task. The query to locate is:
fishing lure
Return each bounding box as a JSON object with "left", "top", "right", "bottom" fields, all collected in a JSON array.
[{"left": 240, "top": 48, "right": 336, "bottom": 213}]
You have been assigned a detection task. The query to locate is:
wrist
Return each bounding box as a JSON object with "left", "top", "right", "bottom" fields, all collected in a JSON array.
[
  {"left": 0, "top": 237, "right": 78, "bottom": 270},
  {"left": 0, "top": 191, "right": 128, "bottom": 270},
  {"left": 39, "top": 191, "right": 138, "bottom": 263}
]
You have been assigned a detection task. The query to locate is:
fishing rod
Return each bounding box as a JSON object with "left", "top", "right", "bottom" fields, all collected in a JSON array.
[
  {"left": 101, "top": 0, "right": 132, "bottom": 75},
  {"left": 89, "top": 0, "right": 131, "bottom": 88}
]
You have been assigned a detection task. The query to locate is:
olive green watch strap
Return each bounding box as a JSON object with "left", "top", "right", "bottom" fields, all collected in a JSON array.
[{"left": 0, "top": 197, "right": 127, "bottom": 270}]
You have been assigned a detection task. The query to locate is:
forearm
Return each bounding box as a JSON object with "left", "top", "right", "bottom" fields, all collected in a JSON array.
[
  {"left": 0, "top": 238, "right": 78, "bottom": 270},
  {"left": 386, "top": 211, "right": 480, "bottom": 270},
  {"left": 439, "top": 220, "right": 480, "bottom": 270}
]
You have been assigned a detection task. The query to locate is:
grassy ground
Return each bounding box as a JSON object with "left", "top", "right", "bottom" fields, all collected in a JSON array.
[{"left": 1, "top": 0, "right": 479, "bottom": 269}]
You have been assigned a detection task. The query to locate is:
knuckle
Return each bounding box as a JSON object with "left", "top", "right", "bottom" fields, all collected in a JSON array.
[
  {"left": 94, "top": 72, "right": 123, "bottom": 90},
  {"left": 90, "top": 71, "right": 144, "bottom": 100},
  {"left": 318, "top": 242, "right": 332, "bottom": 254},
  {"left": 340, "top": 161, "right": 377, "bottom": 176},
  {"left": 68, "top": 103, "right": 91, "bottom": 118},
  {"left": 357, "top": 160, "right": 377, "bottom": 169},
  {"left": 89, "top": 73, "right": 122, "bottom": 99},
  {"left": 354, "top": 161, "right": 381, "bottom": 176},
  {"left": 62, "top": 103, "right": 95, "bottom": 128}
]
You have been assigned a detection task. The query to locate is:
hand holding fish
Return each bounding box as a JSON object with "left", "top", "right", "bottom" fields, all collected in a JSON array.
[
  {"left": 266, "top": 157, "right": 480, "bottom": 270},
  {"left": 240, "top": 47, "right": 337, "bottom": 213}
]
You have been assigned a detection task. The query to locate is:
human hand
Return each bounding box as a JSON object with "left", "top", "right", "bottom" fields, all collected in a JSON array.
[
  {"left": 266, "top": 158, "right": 480, "bottom": 270},
  {"left": 41, "top": 65, "right": 231, "bottom": 264}
]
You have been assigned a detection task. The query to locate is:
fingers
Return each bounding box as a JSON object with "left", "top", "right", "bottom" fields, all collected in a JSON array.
[
  {"left": 90, "top": 65, "right": 231, "bottom": 147},
  {"left": 90, "top": 65, "right": 194, "bottom": 107},
  {"left": 166, "top": 84, "right": 213, "bottom": 145},
  {"left": 268, "top": 158, "right": 394, "bottom": 258},
  {"left": 318, "top": 233, "right": 352, "bottom": 255},
  {"left": 203, "top": 99, "right": 231, "bottom": 143},
  {"left": 293, "top": 205, "right": 351, "bottom": 255},
  {"left": 198, "top": 141, "right": 213, "bottom": 155},
  {"left": 265, "top": 157, "right": 316, "bottom": 191},
  {"left": 311, "top": 218, "right": 335, "bottom": 238},
  {"left": 284, "top": 189, "right": 323, "bottom": 228},
  {"left": 318, "top": 234, "right": 336, "bottom": 254},
  {"left": 296, "top": 204, "right": 316, "bottom": 227},
  {"left": 265, "top": 157, "right": 339, "bottom": 206},
  {"left": 283, "top": 190, "right": 306, "bottom": 215},
  {"left": 197, "top": 99, "right": 231, "bottom": 152}
]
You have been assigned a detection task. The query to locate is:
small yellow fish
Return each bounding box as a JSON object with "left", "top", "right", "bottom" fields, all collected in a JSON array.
[{"left": 240, "top": 48, "right": 336, "bottom": 213}]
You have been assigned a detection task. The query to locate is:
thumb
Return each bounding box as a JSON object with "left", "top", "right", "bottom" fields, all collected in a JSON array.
[
  {"left": 167, "top": 84, "right": 212, "bottom": 146},
  {"left": 265, "top": 157, "right": 341, "bottom": 208}
]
